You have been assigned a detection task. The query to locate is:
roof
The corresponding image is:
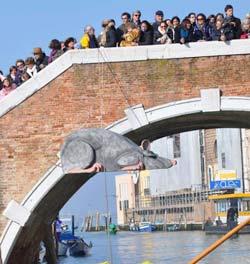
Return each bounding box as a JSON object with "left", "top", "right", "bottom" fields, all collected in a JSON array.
[{"left": 209, "top": 193, "right": 250, "bottom": 200}]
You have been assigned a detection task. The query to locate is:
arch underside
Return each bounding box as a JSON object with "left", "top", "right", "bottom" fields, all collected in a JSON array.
[
  {"left": 128, "top": 111, "right": 250, "bottom": 144},
  {"left": 2, "top": 98, "right": 250, "bottom": 263}
]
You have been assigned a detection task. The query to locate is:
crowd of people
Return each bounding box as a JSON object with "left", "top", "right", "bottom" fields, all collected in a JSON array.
[{"left": 0, "top": 4, "right": 250, "bottom": 101}]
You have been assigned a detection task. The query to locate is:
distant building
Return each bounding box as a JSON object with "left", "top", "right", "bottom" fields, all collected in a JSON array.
[
  {"left": 115, "top": 174, "right": 136, "bottom": 225},
  {"left": 115, "top": 128, "right": 250, "bottom": 226}
]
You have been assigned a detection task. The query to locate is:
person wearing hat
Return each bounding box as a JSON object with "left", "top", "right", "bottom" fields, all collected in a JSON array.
[
  {"left": 33, "top": 47, "right": 49, "bottom": 71},
  {"left": 152, "top": 10, "right": 164, "bottom": 31}
]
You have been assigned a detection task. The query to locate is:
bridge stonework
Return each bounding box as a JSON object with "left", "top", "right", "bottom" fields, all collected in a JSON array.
[{"left": 1, "top": 41, "right": 250, "bottom": 262}]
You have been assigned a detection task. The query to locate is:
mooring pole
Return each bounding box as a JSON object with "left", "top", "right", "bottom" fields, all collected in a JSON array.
[
  {"left": 71, "top": 215, "right": 75, "bottom": 236},
  {"left": 189, "top": 217, "right": 250, "bottom": 264}
]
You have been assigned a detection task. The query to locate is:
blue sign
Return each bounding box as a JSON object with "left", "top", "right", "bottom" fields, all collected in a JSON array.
[{"left": 210, "top": 180, "right": 241, "bottom": 190}]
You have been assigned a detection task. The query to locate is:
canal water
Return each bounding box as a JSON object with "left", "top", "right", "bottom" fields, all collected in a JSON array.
[{"left": 58, "top": 231, "right": 250, "bottom": 264}]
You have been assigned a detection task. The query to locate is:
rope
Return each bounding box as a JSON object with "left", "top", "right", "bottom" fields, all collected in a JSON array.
[
  {"left": 98, "top": 48, "right": 114, "bottom": 264},
  {"left": 97, "top": 48, "right": 143, "bottom": 128}
]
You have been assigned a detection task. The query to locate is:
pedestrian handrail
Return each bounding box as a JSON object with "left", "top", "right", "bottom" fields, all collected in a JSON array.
[{"left": 188, "top": 217, "right": 250, "bottom": 264}]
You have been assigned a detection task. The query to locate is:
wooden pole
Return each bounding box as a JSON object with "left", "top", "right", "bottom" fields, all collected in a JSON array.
[
  {"left": 43, "top": 224, "right": 57, "bottom": 264},
  {"left": 71, "top": 215, "right": 75, "bottom": 236},
  {"left": 189, "top": 217, "right": 250, "bottom": 264},
  {"left": 96, "top": 211, "right": 100, "bottom": 231}
]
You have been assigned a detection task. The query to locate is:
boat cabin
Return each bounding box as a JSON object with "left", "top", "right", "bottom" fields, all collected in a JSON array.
[{"left": 208, "top": 193, "right": 250, "bottom": 224}]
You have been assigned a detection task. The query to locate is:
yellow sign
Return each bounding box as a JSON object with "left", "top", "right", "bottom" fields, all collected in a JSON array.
[{"left": 217, "top": 170, "right": 237, "bottom": 180}]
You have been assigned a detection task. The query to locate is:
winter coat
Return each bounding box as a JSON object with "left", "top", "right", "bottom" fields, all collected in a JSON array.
[
  {"left": 120, "top": 28, "right": 140, "bottom": 47},
  {"left": 180, "top": 27, "right": 195, "bottom": 43},
  {"left": 240, "top": 32, "right": 249, "bottom": 39},
  {"left": 152, "top": 21, "right": 161, "bottom": 32},
  {"left": 7, "top": 73, "right": 22, "bottom": 87},
  {"left": 35, "top": 53, "right": 49, "bottom": 70},
  {"left": 117, "top": 22, "right": 135, "bottom": 44},
  {"left": 80, "top": 33, "right": 99, "bottom": 49},
  {"left": 167, "top": 26, "right": 181, "bottom": 43},
  {"left": 26, "top": 65, "right": 39, "bottom": 78},
  {"left": 102, "top": 26, "right": 117, "bottom": 47},
  {"left": 193, "top": 23, "right": 212, "bottom": 41},
  {"left": 210, "top": 27, "right": 223, "bottom": 41},
  {"left": 48, "top": 49, "right": 64, "bottom": 63},
  {"left": 223, "top": 16, "right": 242, "bottom": 39},
  {"left": 153, "top": 27, "right": 172, "bottom": 44},
  {"left": 139, "top": 29, "right": 153, "bottom": 45}
]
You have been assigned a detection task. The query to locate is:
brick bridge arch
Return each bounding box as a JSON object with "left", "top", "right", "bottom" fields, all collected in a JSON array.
[{"left": 1, "top": 40, "right": 250, "bottom": 263}]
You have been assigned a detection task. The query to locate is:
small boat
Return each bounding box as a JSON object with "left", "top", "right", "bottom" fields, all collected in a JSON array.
[
  {"left": 138, "top": 222, "right": 156, "bottom": 232},
  {"left": 69, "top": 238, "right": 92, "bottom": 256},
  {"left": 108, "top": 223, "right": 117, "bottom": 234},
  {"left": 167, "top": 224, "right": 180, "bottom": 232}
]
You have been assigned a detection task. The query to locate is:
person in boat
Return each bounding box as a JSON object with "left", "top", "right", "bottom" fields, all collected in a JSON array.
[
  {"left": 53, "top": 216, "right": 62, "bottom": 256},
  {"left": 216, "top": 216, "right": 223, "bottom": 226},
  {"left": 204, "top": 217, "right": 213, "bottom": 227},
  {"left": 227, "top": 200, "right": 238, "bottom": 230}
]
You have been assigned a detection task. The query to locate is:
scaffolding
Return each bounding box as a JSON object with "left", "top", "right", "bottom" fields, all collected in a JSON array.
[{"left": 127, "top": 187, "right": 214, "bottom": 226}]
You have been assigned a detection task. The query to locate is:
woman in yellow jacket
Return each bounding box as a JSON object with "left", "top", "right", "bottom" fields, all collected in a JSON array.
[{"left": 80, "top": 25, "right": 99, "bottom": 49}]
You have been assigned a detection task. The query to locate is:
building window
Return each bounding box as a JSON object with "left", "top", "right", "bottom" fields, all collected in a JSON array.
[
  {"left": 119, "top": 201, "right": 122, "bottom": 211},
  {"left": 144, "top": 188, "right": 150, "bottom": 196},
  {"left": 208, "top": 165, "right": 214, "bottom": 182},
  {"left": 214, "top": 140, "right": 218, "bottom": 159},
  {"left": 221, "top": 153, "right": 226, "bottom": 168},
  {"left": 173, "top": 134, "right": 181, "bottom": 158},
  {"left": 123, "top": 200, "right": 129, "bottom": 209}
]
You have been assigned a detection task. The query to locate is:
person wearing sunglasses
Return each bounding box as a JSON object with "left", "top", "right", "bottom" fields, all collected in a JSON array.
[
  {"left": 131, "top": 10, "right": 142, "bottom": 28},
  {"left": 193, "top": 13, "right": 212, "bottom": 41}
]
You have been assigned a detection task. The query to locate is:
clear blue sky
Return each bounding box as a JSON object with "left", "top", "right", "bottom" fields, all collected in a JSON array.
[{"left": 0, "top": 0, "right": 249, "bottom": 74}]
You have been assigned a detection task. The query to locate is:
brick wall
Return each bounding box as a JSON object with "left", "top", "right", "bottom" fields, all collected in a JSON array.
[
  {"left": 204, "top": 129, "right": 218, "bottom": 185},
  {"left": 1, "top": 54, "right": 250, "bottom": 234}
]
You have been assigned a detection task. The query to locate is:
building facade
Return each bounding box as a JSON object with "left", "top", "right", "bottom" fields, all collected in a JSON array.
[{"left": 115, "top": 128, "right": 250, "bottom": 225}]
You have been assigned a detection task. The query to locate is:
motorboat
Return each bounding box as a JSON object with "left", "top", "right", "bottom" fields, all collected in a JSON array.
[{"left": 138, "top": 222, "right": 156, "bottom": 232}]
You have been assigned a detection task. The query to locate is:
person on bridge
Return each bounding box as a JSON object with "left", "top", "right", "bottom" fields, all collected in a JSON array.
[{"left": 80, "top": 25, "right": 99, "bottom": 49}]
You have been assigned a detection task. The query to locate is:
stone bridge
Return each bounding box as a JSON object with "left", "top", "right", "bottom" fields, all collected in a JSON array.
[{"left": 1, "top": 39, "right": 250, "bottom": 263}]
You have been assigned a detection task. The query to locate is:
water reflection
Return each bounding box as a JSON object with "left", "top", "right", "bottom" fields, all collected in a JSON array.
[{"left": 58, "top": 231, "right": 250, "bottom": 264}]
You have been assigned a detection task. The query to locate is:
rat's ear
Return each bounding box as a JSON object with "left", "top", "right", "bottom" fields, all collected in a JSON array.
[{"left": 60, "top": 138, "right": 95, "bottom": 173}]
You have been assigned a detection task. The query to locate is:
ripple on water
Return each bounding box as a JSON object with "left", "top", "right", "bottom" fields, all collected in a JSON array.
[{"left": 57, "top": 231, "right": 250, "bottom": 264}]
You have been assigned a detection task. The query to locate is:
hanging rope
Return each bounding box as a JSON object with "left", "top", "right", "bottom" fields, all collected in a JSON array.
[
  {"left": 97, "top": 48, "right": 143, "bottom": 128},
  {"left": 98, "top": 48, "right": 114, "bottom": 264}
]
